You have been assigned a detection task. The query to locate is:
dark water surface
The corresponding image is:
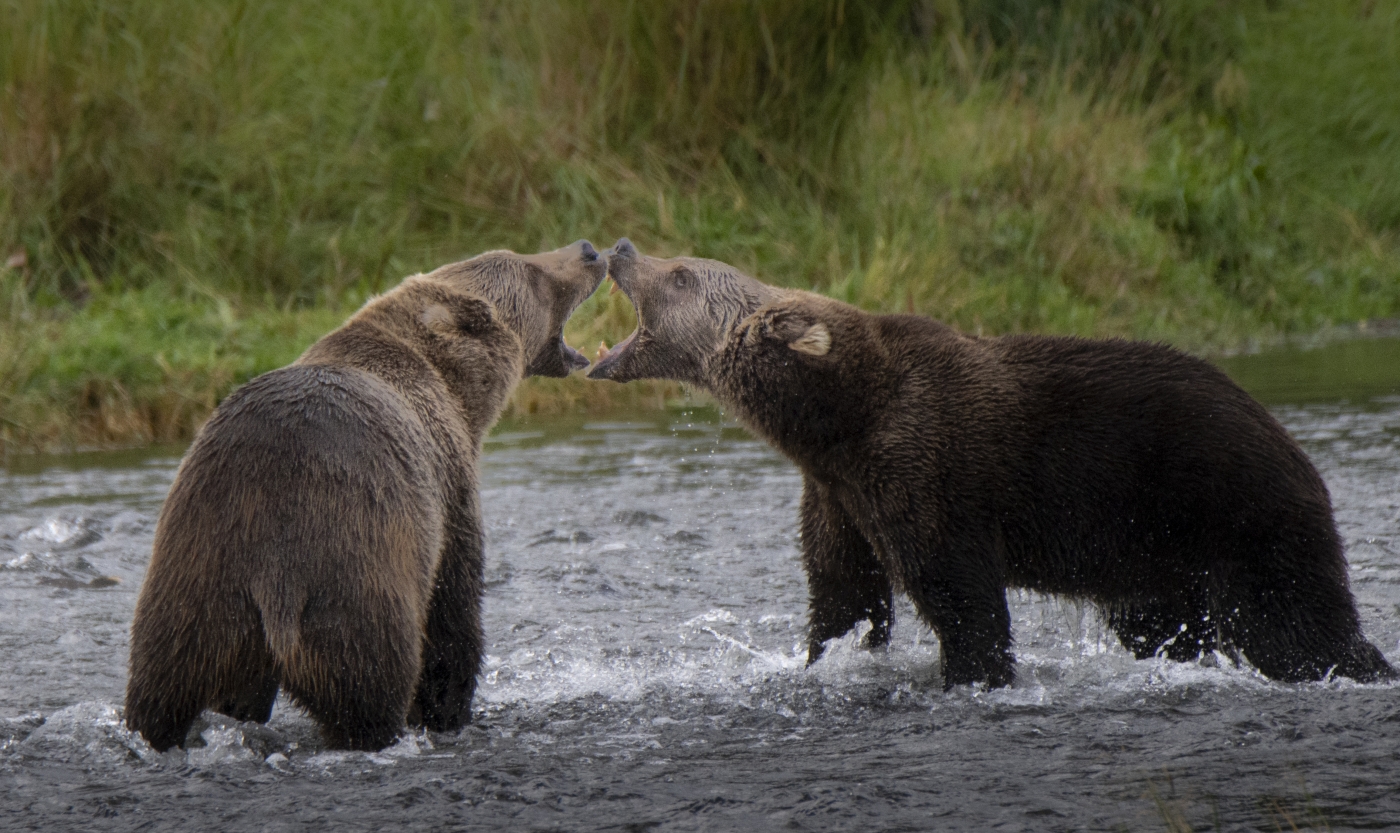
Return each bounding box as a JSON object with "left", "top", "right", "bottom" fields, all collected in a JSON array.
[{"left": 3, "top": 344, "right": 1400, "bottom": 831}]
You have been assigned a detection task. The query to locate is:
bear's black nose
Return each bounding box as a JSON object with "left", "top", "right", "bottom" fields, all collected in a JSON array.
[
  {"left": 610, "top": 238, "right": 636, "bottom": 258},
  {"left": 578, "top": 240, "right": 599, "bottom": 262}
]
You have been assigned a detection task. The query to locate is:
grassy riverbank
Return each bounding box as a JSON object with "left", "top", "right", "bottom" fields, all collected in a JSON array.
[{"left": 3, "top": 1, "right": 1399, "bottom": 450}]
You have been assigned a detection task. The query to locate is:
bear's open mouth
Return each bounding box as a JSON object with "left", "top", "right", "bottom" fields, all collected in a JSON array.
[
  {"left": 562, "top": 337, "right": 590, "bottom": 372},
  {"left": 587, "top": 329, "right": 639, "bottom": 380},
  {"left": 526, "top": 334, "right": 591, "bottom": 377}
]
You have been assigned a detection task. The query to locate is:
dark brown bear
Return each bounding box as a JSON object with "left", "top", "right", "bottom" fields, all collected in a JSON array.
[
  {"left": 589, "top": 239, "right": 1394, "bottom": 689},
  {"left": 126, "top": 241, "right": 605, "bottom": 751}
]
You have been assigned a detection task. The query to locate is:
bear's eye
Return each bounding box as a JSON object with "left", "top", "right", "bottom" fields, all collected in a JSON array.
[{"left": 672, "top": 270, "right": 689, "bottom": 290}]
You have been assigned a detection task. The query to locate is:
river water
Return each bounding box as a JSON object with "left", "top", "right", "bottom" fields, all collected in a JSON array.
[{"left": 3, "top": 341, "right": 1399, "bottom": 831}]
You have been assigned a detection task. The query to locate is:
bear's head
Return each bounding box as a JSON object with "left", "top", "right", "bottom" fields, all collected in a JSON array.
[
  {"left": 588, "top": 240, "right": 892, "bottom": 452},
  {"left": 586, "top": 238, "right": 780, "bottom": 387},
  {"left": 427, "top": 239, "right": 607, "bottom": 377},
  {"left": 711, "top": 293, "right": 893, "bottom": 452}
]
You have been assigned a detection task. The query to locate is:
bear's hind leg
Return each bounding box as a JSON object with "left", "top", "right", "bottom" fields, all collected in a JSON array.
[
  {"left": 1334, "top": 640, "right": 1397, "bottom": 683},
  {"left": 127, "top": 593, "right": 264, "bottom": 751},
  {"left": 800, "top": 479, "right": 894, "bottom": 665},
  {"left": 213, "top": 638, "right": 280, "bottom": 724},
  {"left": 278, "top": 594, "right": 422, "bottom": 751},
  {"left": 125, "top": 663, "right": 207, "bottom": 753},
  {"left": 413, "top": 516, "right": 485, "bottom": 733},
  {"left": 1225, "top": 562, "right": 1395, "bottom": 683}
]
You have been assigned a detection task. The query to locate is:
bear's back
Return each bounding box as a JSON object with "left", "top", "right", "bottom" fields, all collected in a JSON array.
[
  {"left": 156, "top": 364, "right": 448, "bottom": 588},
  {"left": 988, "top": 334, "right": 1292, "bottom": 474},
  {"left": 203, "top": 363, "right": 439, "bottom": 474},
  {"left": 979, "top": 334, "right": 1328, "bottom": 590}
]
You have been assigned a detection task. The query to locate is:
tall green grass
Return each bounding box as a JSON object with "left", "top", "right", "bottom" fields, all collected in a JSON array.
[{"left": 3, "top": 0, "right": 1399, "bottom": 450}]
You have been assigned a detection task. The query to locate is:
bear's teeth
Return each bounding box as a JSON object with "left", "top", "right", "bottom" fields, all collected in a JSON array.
[
  {"left": 609, "top": 279, "right": 620, "bottom": 295},
  {"left": 597, "top": 341, "right": 611, "bottom": 360}
]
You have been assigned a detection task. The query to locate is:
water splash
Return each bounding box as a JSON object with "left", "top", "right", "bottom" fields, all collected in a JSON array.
[{"left": 2, "top": 405, "right": 1399, "bottom": 830}]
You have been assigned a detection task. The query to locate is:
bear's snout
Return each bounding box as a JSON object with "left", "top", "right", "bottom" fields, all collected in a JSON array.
[{"left": 607, "top": 238, "right": 636, "bottom": 259}]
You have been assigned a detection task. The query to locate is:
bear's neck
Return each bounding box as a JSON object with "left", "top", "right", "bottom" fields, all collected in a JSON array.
[{"left": 710, "top": 364, "right": 880, "bottom": 477}]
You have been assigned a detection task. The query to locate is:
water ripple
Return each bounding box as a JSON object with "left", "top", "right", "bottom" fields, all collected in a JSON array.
[{"left": 2, "top": 404, "right": 1399, "bottom": 831}]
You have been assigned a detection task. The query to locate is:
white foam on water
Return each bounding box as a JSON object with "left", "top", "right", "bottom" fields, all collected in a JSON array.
[
  {"left": 13, "top": 701, "right": 152, "bottom": 765},
  {"left": 19, "top": 518, "right": 86, "bottom": 545},
  {"left": 475, "top": 582, "right": 1370, "bottom": 726},
  {"left": 682, "top": 608, "right": 740, "bottom": 627},
  {"left": 264, "top": 751, "right": 292, "bottom": 772},
  {"left": 479, "top": 610, "right": 821, "bottom": 710},
  {"left": 186, "top": 725, "right": 261, "bottom": 767},
  {"left": 2, "top": 551, "right": 49, "bottom": 571},
  {"left": 304, "top": 742, "right": 426, "bottom": 771},
  {"left": 3, "top": 597, "right": 1373, "bottom": 778},
  {"left": 379, "top": 728, "right": 444, "bottom": 759}
]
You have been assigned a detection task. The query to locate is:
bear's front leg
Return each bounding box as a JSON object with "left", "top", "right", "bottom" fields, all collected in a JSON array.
[
  {"left": 897, "top": 528, "right": 1015, "bottom": 689},
  {"left": 412, "top": 510, "right": 485, "bottom": 733},
  {"left": 801, "top": 477, "right": 894, "bottom": 666}
]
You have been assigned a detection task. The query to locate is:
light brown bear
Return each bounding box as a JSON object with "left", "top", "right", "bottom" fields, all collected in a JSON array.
[
  {"left": 589, "top": 238, "right": 1394, "bottom": 690},
  {"left": 126, "top": 241, "right": 605, "bottom": 751}
]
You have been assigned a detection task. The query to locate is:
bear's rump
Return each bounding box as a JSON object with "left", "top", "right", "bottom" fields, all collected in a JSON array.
[{"left": 159, "top": 366, "right": 448, "bottom": 623}]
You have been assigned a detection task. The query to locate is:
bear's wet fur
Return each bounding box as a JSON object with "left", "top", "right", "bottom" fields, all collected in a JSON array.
[
  {"left": 590, "top": 240, "right": 1395, "bottom": 689},
  {"left": 126, "top": 242, "right": 604, "bottom": 751}
]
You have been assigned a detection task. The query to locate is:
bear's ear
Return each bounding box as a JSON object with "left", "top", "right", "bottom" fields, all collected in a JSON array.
[
  {"left": 420, "top": 298, "right": 496, "bottom": 337},
  {"left": 788, "top": 322, "right": 831, "bottom": 356},
  {"left": 419, "top": 303, "right": 457, "bottom": 336},
  {"left": 453, "top": 297, "right": 496, "bottom": 336},
  {"left": 744, "top": 308, "right": 831, "bottom": 356}
]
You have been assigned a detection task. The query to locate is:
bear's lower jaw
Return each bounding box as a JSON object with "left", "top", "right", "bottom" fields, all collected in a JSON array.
[
  {"left": 563, "top": 341, "right": 590, "bottom": 373},
  {"left": 587, "top": 329, "right": 639, "bottom": 381},
  {"left": 526, "top": 337, "right": 589, "bottom": 377}
]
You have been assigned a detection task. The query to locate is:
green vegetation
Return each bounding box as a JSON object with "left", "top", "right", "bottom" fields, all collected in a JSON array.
[{"left": 3, "top": 0, "right": 1399, "bottom": 450}]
